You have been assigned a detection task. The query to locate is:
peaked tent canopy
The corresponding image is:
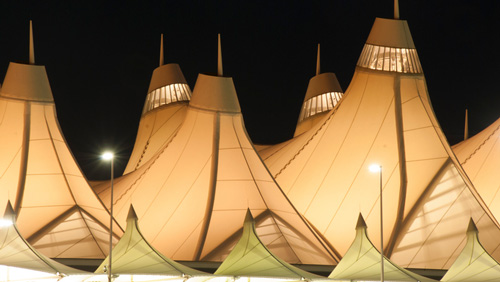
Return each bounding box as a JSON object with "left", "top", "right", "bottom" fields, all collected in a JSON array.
[
  {"left": 441, "top": 219, "right": 500, "bottom": 282},
  {"left": 95, "top": 205, "right": 207, "bottom": 276},
  {"left": 0, "top": 202, "right": 87, "bottom": 276},
  {"left": 215, "top": 210, "right": 322, "bottom": 279},
  {"left": 95, "top": 37, "right": 338, "bottom": 265},
  {"left": 258, "top": 17, "right": 500, "bottom": 269},
  {"left": 123, "top": 34, "right": 192, "bottom": 174},
  {"left": 0, "top": 23, "right": 122, "bottom": 258},
  {"left": 294, "top": 44, "right": 343, "bottom": 137},
  {"left": 329, "top": 214, "right": 436, "bottom": 282},
  {"left": 453, "top": 117, "right": 500, "bottom": 222}
]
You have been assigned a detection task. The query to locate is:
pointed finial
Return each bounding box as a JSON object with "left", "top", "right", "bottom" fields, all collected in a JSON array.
[
  {"left": 3, "top": 201, "right": 16, "bottom": 223},
  {"left": 355, "top": 213, "right": 367, "bottom": 230},
  {"left": 394, "top": 0, "right": 400, "bottom": 19},
  {"left": 467, "top": 218, "right": 478, "bottom": 234},
  {"left": 127, "top": 204, "right": 138, "bottom": 222},
  {"left": 464, "top": 109, "right": 469, "bottom": 141},
  {"left": 217, "top": 33, "right": 223, "bottom": 76},
  {"left": 316, "top": 44, "right": 321, "bottom": 76},
  {"left": 29, "top": 20, "right": 35, "bottom": 65},
  {"left": 159, "top": 34, "right": 164, "bottom": 67}
]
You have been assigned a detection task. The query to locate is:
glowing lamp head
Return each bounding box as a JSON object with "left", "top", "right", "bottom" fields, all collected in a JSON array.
[
  {"left": 102, "top": 152, "right": 114, "bottom": 161},
  {"left": 369, "top": 164, "right": 382, "bottom": 173},
  {"left": 0, "top": 219, "right": 13, "bottom": 227}
]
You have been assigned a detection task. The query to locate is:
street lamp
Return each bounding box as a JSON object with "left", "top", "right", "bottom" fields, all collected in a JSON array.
[
  {"left": 102, "top": 152, "right": 114, "bottom": 282},
  {"left": 369, "top": 164, "right": 384, "bottom": 282}
]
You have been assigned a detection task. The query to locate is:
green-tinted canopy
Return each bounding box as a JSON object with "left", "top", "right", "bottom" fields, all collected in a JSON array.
[
  {"left": 95, "top": 205, "right": 207, "bottom": 276},
  {"left": 441, "top": 219, "right": 500, "bottom": 282},
  {"left": 329, "top": 214, "right": 436, "bottom": 282},
  {"left": 215, "top": 210, "right": 322, "bottom": 279},
  {"left": 0, "top": 202, "right": 87, "bottom": 276}
]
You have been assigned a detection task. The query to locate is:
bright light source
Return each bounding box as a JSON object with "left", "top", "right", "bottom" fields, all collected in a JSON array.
[
  {"left": 0, "top": 219, "right": 13, "bottom": 227},
  {"left": 369, "top": 164, "right": 381, "bottom": 173},
  {"left": 102, "top": 152, "right": 114, "bottom": 160}
]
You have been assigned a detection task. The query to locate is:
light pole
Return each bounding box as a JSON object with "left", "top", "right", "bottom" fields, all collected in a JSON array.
[
  {"left": 369, "top": 164, "right": 384, "bottom": 282},
  {"left": 102, "top": 152, "right": 114, "bottom": 282}
]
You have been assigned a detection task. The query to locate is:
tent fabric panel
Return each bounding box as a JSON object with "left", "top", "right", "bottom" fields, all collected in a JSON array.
[
  {"left": 16, "top": 203, "right": 73, "bottom": 238},
  {"left": 0, "top": 99, "right": 24, "bottom": 178},
  {"left": 0, "top": 152, "right": 22, "bottom": 214},
  {"left": 25, "top": 140, "right": 62, "bottom": 174},
  {"left": 124, "top": 112, "right": 156, "bottom": 173},
  {"left": 30, "top": 210, "right": 114, "bottom": 259},
  {"left": 454, "top": 118, "right": 500, "bottom": 220},
  {"left": 218, "top": 114, "right": 241, "bottom": 149},
  {"left": 43, "top": 104, "right": 64, "bottom": 142},
  {"left": 391, "top": 162, "right": 500, "bottom": 269},
  {"left": 403, "top": 159, "right": 448, "bottom": 218},
  {"left": 442, "top": 232, "right": 500, "bottom": 282},
  {"left": 125, "top": 103, "right": 188, "bottom": 174},
  {"left": 216, "top": 148, "right": 254, "bottom": 180},
  {"left": 28, "top": 103, "right": 51, "bottom": 141},
  {"left": 51, "top": 139, "right": 83, "bottom": 177}
]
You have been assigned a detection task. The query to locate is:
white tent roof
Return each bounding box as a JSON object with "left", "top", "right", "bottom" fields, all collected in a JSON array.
[
  {"left": 453, "top": 117, "right": 500, "bottom": 223},
  {"left": 258, "top": 17, "right": 500, "bottom": 269},
  {"left": 329, "top": 214, "right": 436, "bottom": 281},
  {"left": 95, "top": 55, "right": 338, "bottom": 265},
  {"left": 0, "top": 202, "right": 87, "bottom": 276},
  {"left": 215, "top": 210, "right": 322, "bottom": 279},
  {"left": 441, "top": 219, "right": 500, "bottom": 282},
  {"left": 95, "top": 205, "right": 207, "bottom": 276},
  {"left": 0, "top": 28, "right": 122, "bottom": 258},
  {"left": 123, "top": 35, "right": 191, "bottom": 174}
]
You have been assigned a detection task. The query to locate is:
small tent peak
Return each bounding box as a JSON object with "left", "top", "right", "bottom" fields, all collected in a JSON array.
[
  {"left": 316, "top": 44, "right": 321, "bottom": 76},
  {"left": 217, "top": 33, "right": 223, "bottom": 76},
  {"left": 29, "top": 20, "right": 35, "bottom": 65},
  {"left": 356, "top": 213, "right": 367, "bottom": 230},
  {"left": 244, "top": 209, "right": 255, "bottom": 227},
  {"left": 467, "top": 218, "right": 478, "bottom": 234},
  {"left": 159, "top": 34, "right": 164, "bottom": 67},
  {"left": 127, "top": 205, "right": 138, "bottom": 222},
  {"left": 2, "top": 201, "right": 16, "bottom": 222}
]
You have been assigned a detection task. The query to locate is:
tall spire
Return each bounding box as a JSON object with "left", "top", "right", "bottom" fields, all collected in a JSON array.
[
  {"left": 464, "top": 109, "right": 469, "bottom": 141},
  {"left": 316, "top": 43, "right": 321, "bottom": 76},
  {"left": 394, "top": 0, "right": 400, "bottom": 19},
  {"left": 217, "top": 33, "right": 223, "bottom": 76},
  {"left": 159, "top": 34, "right": 164, "bottom": 67},
  {"left": 29, "top": 20, "right": 35, "bottom": 65}
]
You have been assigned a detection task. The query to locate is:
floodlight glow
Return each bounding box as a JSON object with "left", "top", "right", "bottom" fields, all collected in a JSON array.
[
  {"left": 369, "top": 164, "right": 381, "bottom": 173},
  {"left": 0, "top": 219, "right": 13, "bottom": 227},
  {"left": 102, "top": 152, "right": 114, "bottom": 160}
]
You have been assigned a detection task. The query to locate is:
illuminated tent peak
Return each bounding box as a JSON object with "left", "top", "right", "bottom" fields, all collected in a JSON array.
[
  {"left": 0, "top": 26, "right": 122, "bottom": 259},
  {"left": 0, "top": 202, "right": 88, "bottom": 276},
  {"left": 189, "top": 73, "right": 241, "bottom": 113},
  {"left": 441, "top": 218, "right": 500, "bottom": 282},
  {"left": 122, "top": 35, "right": 192, "bottom": 174},
  {"left": 96, "top": 205, "right": 207, "bottom": 276},
  {"left": 294, "top": 45, "right": 343, "bottom": 137},
  {"left": 218, "top": 33, "right": 223, "bottom": 76},
  {"left": 215, "top": 210, "right": 322, "bottom": 279},
  {"left": 259, "top": 15, "right": 500, "bottom": 269},
  {"left": 329, "top": 214, "right": 437, "bottom": 282},
  {"left": 97, "top": 53, "right": 338, "bottom": 265}
]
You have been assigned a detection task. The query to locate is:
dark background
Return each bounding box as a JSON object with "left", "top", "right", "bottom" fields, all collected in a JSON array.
[{"left": 1, "top": 1, "right": 499, "bottom": 180}]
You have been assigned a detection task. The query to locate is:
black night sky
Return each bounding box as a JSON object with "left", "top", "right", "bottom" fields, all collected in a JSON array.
[{"left": 1, "top": 1, "right": 499, "bottom": 180}]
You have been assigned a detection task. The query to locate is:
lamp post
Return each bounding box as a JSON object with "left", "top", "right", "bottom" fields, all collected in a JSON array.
[
  {"left": 102, "top": 152, "right": 114, "bottom": 282},
  {"left": 369, "top": 164, "right": 384, "bottom": 282}
]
